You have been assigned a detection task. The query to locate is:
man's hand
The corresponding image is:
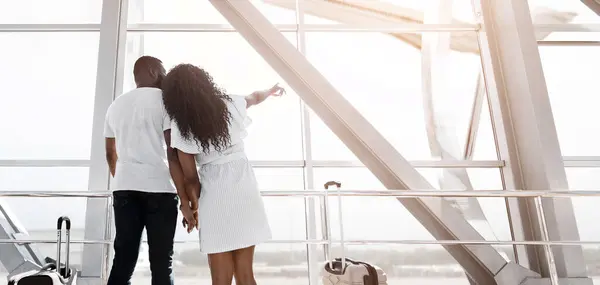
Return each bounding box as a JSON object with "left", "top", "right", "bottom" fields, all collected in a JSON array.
[
  {"left": 180, "top": 204, "right": 197, "bottom": 233},
  {"left": 189, "top": 185, "right": 200, "bottom": 212}
]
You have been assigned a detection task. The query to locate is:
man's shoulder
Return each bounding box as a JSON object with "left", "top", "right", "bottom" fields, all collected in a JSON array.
[
  {"left": 112, "top": 88, "right": 163, "bottom": 107},
  {"left": 120, "top": 87, "right": 162, "bottom": 99},
  {"left": 131, "top": 87, "right": 162, "bottom": 98}
]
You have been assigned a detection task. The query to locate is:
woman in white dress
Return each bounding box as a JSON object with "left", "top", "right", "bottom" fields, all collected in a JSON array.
[{"left": 161, "top": 63, "right": 285, "bottom": 285}]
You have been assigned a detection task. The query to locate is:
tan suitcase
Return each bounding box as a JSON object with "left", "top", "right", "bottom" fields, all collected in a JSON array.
[{"left": 320, "top": 181, "right": 388, "bottom": 285}]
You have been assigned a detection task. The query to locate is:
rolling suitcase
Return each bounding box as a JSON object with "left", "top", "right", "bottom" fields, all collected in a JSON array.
[
  {"left": 320, "top": 181, "right": 387, "bottom": 285},
  {"left": 8, "top": 216, "right": 77, "bottom": 285}
]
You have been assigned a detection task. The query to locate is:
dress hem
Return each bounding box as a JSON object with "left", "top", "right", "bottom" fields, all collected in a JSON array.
[{"left": 200, "top": 234, "right": 272, "bottom": 254}]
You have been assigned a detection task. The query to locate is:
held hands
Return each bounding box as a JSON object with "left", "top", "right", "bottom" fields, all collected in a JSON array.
[
  {"left": 181, "top": 185, "right": 200, "bottom": 233},
  {"left": 180, "top": 202, "right": 198, "bottom": 233}
]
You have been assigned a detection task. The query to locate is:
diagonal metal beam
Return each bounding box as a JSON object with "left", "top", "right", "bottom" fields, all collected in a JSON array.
[
  {"left": 421, "top": 0, "right": 498, "bottom": 243},
  {"left": 81, "top": 0, "right": 129, "bottom": 283},
  {"left": 493, "top": 9, "right": 579, "bottom": 272},
  {"left": 265, "top": 0, "right": 478, "bottom": 53},
  {"left": 580, "top": 0, "right": 600, "bottom": 16},
  {"left": 264, "top": 0, "right": 577, "bottom": 54},
  {"left": 463, "top": 74, "right": 486, "bottom": 161},
  {"left": 475, "top": 0, "right": 591, "bottom": 283},
  {"left": 208, "top": 0, "right": 536, "bottom": 283}
]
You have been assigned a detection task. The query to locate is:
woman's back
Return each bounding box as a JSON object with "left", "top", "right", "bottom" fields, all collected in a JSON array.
[{"left": 170, "top": 94, "right": 250, "bottom": 166}]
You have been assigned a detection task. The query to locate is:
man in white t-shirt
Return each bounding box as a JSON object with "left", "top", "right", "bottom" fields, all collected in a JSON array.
[{"left": 104, "top": 56, "right": 179, "bottom": 285}]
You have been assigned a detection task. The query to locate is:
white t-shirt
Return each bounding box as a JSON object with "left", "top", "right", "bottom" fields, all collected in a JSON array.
[
  {"left": 170, "top": 95, "right": 251, "bottom": 166},
  {"left": 103, "top": 87, "right": 175, "bottom": 193}
]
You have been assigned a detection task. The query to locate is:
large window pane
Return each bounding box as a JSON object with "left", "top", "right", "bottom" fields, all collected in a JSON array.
[
  {"left": 122, "top": 32, "right": 303, "bottom": 161},
  {"left": 581, "top": 245, "right": 600, "bottom": 282},
  {"left": 0, "top": 263, "right": 6, "bottom": 281},
  {"left": 312, "top": 167, "right": 511, "bottom": 242},
  {"left": 302, "top": 0, "right": 476, "bottom": 24},
  {"left": 305, "top": 32, "right": 490, "bottom": 161},
  {"left": 540, "top": 32, "right": 600, "bottom": 41},
  {"left": 127, "top": 0, "right": 297, "bottom": 24},
  {"left": 0, "top": 0, "right": 101, "bottom": 23},
  {"left": 565, "top": 168, "right": 600, "bottom": 241},
  {"left": 541, "top": 46, "right": 600, "bottom": 156},
  {"left": 0, "top": 167, "right": 92, "bottom": 269},
  {"left": 473, "top": 95, "right": 499, "bottom": 160},
  {"left": 0, "top": 33, "right": 99, "bottom": 159},
  {"left": 254, "top": 167, "right": 305, "bottom": 191},
  {"left": 528, "top": 0, "right": 600, "bottom": 24}
]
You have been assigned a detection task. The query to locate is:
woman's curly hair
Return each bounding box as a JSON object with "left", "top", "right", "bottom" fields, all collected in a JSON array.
[{"left": 162, "top": 64, "right": 232, "bottom": 154}]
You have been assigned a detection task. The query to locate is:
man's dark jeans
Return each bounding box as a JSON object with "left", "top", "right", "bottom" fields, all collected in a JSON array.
[{"left": 107, "top": 190, "right": 178, "bottom": 285}]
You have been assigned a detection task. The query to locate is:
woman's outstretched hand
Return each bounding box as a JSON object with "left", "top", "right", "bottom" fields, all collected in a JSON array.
[
  {"left": 267, "top": 83, "right": 286, "bottom": 97},
  {"left": 246, "top": 83, "right": 286, "bottom": 108}
]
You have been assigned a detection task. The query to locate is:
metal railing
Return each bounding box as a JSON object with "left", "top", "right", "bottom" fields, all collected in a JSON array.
[
  {"left": 2, "top": 189, "right": 600, "bottom": 285},
  {"left": 0, "top": 191, "right": 114, "bottom": 281}
]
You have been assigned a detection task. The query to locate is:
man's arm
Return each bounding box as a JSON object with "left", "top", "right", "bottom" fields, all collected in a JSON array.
[
  {"left": 245, "top": 83, "right": 285, "bottom": 108},
  {"left": 177, "top": 149, "right": 201, "bottom": 211},
  {"left": 105, "top": 138, "right": 118, "bottom": 177},
  {"left": 164, "top": 130, "right": 189, "bottom": 205}
]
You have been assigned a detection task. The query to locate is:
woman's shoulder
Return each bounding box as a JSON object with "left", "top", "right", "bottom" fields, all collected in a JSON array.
[
  {"left": 224, "top": 94, "right": 251, "bottom": 138},
  {"left": 169, "top": 121, "right": 202, "bottom": 155},
  {"left": 226, "top": 94, "right": 248, "bottom": 109}
]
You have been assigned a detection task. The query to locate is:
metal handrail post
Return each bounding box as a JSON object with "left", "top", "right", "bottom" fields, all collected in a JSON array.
[
  {"left": 103, "top": 196, "right": 113, "bottom": 283},
  {"left": 321, "top": 189, "right": 331, "bottom": 263},
  {"left": 535, "top": 196, "right": 559, "bottom": 285}
]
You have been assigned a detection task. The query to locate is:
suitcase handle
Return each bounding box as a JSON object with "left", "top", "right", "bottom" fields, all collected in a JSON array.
[
  {"left": 323, "top": 180, "right": 345, "bottom": 271},
  {"left": 56, "top": 216, "right": 71, "bottom": 279},
  {"left": 57, "top": 216, "right": 71, "bottom": 231},
  {"left": 324, "top": 181, "right": 341, "bottom": 189}
]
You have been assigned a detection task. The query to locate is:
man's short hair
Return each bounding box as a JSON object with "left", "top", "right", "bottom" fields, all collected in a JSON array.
[{"left": 133, "top": 56, "right": 166, "bottom": 87}]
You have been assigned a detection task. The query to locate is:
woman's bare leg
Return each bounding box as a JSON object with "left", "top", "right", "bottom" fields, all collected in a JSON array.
[
  {"left": 232, "top": 246, "right": 257, "bottom": 285},
  {"left": 208, "top": 251, "right": 235, "bottom": 285}
]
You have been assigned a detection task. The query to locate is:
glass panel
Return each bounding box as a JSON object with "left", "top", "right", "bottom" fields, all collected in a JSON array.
[
  {"left": 312, "top": 167, "right": 511, "bottom": 242},
  {"left": 541, "top": 46, "right": 600, "bottom": 156},
  {"left": 0, "top": 0, "right": 101, "bottom": 23},
  {"left": 581, "top": 245, "right": 600, "bottom": 281},
  {"left": 302, "top": 0, "right": 476, "bottom": 24},
  {"left": 473, "top": 95, "right": 499, "bottom": 160},
  {"left": 0, "top": 167, "right": 92, "bottom": 269},
  {"left": 305, "top": 32, "right": 484, "bottom": 161},
  {"left": 319, "top": 244, "right": 472, "bottom": 284},
  {"left": 257, "top": 167, "right": 307, "bottom": 241},
  {"left": 565, "top": 168, "right": 600, "bottom": 241},
  {"left": 254, "top": 168, "right": 305, "bottom": 191},
  {"left": 127, "top": 0, "right": 297, "bottom": 24},
  {"left": 529, "top": 0, "right": 600, "bottom": 24},
  {"left": 0, "top": 33, "right": 99, "bottom": 160},
  {"left": 0, "top": 263, "right": 6, "bottom": 281},
  {"left": 539, "top": 32, "right": 600, "bottom": 41},
  {"left": 122, "top": 32, "right": 303, "bottom": 161}
]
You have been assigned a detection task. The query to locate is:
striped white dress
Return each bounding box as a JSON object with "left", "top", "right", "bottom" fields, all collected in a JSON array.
[{"left": 170, "top": 95, "right": 272, "bottom": 254}]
